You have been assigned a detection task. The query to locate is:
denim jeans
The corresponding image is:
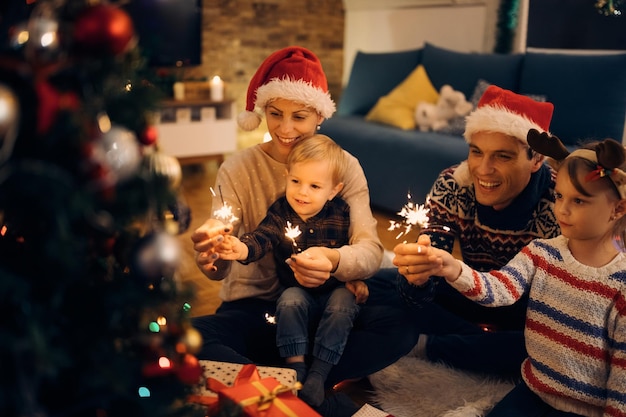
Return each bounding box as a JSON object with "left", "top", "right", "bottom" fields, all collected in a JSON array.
[
  {"left": 275, "top": 286, "right": 359, "bottom": 365},
  {"left": 487, "top": 381, "right": 583, "bottom": 417},
  {"left": 191, "top": 271, "right": 419, "bottom": 387}
]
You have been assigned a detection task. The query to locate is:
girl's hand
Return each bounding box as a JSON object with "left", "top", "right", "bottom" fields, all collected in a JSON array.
[
  {"left": 346, "top": 280, "right": 369, "bottom": 304},
  {"left": 190, "top": 219, "right": 232, "bottom": 274},
  {"left": 286, "top": 247, "right": 333, "bottom": 288}
]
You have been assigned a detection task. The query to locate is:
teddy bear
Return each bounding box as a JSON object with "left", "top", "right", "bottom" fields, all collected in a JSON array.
[{"left": 415, "top": 85, "right": 473, "bottom": 132}]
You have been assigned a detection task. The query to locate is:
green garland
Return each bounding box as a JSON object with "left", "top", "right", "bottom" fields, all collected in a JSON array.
[{"left": 494, "top": 0, "right": 520, "bottom": 53}]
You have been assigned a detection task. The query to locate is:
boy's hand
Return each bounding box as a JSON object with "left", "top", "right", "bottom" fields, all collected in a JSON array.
[
  {"left": 346, "top": 280, "right": 369, "bottom": 304},
  {"left": 214, "top": 235, "right": 247, "bottom": 261}
]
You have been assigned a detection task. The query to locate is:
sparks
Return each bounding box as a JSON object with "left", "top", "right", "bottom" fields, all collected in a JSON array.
[
  {"left": 388, "top": 192, "right": 430, "bottom": 239},
  {"left": 285, "top": 221, "right": 302, "bottom": 254},
  {"left": 211, "top": 185, "right": 239, "bottom": 224},
  {"left": 213, "top": 203, "right": 238, "bottom": 224}
]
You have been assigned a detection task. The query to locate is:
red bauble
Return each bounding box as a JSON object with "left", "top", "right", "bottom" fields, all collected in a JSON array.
[
  {"left": 140, "top": 125, "right": 158, "bottom": 146},
  {"left": 175, "top": 354, "right": 203, "bottom": 385},
  {"left": 73, "top": 4, "right": 135, "bottom": 55}
]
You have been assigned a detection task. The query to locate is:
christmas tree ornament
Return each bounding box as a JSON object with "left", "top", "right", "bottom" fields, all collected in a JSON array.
[
  {"left": 73, "top": 3, "right": 136, "bottom": 56},
  {"left": 166, "top": 196, "right": 192, "bottom": 235},
  {"left": 145, "top": 149, "right": 183, "bottom": 189},
  {"left": 0, "top": 83, "right": 19, "bottom": 166},
  {"left": 95, "top": 124, "right": 141, "bottom": 182},
  {"left": 131, "top": 230, "right": 182, "bottom": 283},
  {"left": 24, "top": 1, "right": 61, "bottom": 63},
  {"left": 139, "top": 124, "right": 158, "bottom": 146},
  {"left": 175, "top": 353, "right": 203, "bottom": 384},
  {"left": 179, "top": 326, "right": 203, "bottom": 354}
]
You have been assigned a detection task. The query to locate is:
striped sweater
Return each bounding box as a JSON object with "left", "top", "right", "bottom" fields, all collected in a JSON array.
[{"left": 450, "top": 235, "right": 626, "bottom": 416}]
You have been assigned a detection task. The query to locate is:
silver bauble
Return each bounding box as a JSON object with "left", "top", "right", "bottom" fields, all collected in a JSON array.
[
  {"left": 96, "top": 125, "right": 141, "bottom": 182},
  {"left": 146, "top": 150, "right": 182, "bottom": 189}
]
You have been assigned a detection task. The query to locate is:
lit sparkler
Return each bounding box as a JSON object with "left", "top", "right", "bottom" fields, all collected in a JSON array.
[
  {"left": 211, "top": 186, "right": 239, "bottom": 224},
  {"left": 285, "top": 221, "right": 302, "bottom": 255},
  {"left": 388, "top": 191, "right": 430, "bottom": 240}
]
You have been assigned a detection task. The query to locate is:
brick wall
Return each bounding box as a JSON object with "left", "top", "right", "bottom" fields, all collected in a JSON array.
[{"left": 182, "top": 0, "right": 345, "bottom": 120}]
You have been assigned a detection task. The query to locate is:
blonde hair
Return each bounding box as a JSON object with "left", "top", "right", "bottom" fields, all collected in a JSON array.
[{"left": 287, "top": 134, "right": 347, "bottom": 185}]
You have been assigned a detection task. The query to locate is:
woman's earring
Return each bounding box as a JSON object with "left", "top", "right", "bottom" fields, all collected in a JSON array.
[{"left": 316, "top": 125, "right": 321, "bottom": 131}]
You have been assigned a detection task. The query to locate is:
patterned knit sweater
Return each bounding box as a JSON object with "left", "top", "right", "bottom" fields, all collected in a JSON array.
[
  {"left": 398, "top": 161, "right": 560, "bottom": 330},
  {"left": 450, "top": 235, "right": 626, "bottom": 417}
]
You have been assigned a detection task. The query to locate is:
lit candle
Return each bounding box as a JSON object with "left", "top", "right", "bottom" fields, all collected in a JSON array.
[{"left": 210, "top": 75, "right": 224, "bottom": 101}]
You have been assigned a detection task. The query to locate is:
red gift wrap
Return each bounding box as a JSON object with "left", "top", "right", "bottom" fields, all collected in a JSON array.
[{"left": 189, "top": 363, "right": 320, "bottom": 417}]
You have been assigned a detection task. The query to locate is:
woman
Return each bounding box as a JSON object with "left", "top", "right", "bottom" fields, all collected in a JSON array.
[{"left": 190, "top": 46, "right": 417, "bottom": 397}]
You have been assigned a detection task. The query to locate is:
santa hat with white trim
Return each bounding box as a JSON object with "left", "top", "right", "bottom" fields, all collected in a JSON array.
[
  {"left": 463, "top": 85, "right": 554, "bottom": 144},
  {"left": 237, "top": 46, "right": 336, "bottom": 131}
]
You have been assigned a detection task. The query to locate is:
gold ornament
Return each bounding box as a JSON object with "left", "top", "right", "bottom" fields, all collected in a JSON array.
[{"left": 179, "top": 326, "right": 203, "bottom": 354}]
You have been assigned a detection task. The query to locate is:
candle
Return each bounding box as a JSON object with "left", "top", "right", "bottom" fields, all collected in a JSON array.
[
  {"left": 210, "top": 75, "right": 224, "bottom": 101},
  {"left": 173, "top": 81, "right": 185, "bottom": 100}
]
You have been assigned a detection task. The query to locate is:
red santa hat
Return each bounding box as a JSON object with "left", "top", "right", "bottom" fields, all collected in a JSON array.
[
  {"left": 464, "top": 85, "right": 554, "bottom": 144},
  {"left": 237, "top": 46, "right": 336, "bottom": 131}
]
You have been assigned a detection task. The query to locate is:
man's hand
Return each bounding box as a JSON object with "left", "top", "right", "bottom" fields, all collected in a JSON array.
[{"left": 393, "top": 234, "right": 461, "bottom": 284}]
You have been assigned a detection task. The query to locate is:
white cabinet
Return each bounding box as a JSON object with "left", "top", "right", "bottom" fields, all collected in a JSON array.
[{"left": 156, "top": 99, "right": 237, "bottom": 163}]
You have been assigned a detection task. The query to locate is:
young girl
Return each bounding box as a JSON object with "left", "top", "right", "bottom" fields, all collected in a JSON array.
[{"left": 409, "top": 132, "right": 626, "bottom": 416}]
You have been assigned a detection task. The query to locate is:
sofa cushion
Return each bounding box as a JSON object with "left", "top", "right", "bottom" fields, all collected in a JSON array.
[
  {"left": 338, "top": 48, "right": 423, "bottom": 116},
  {"left": 365, "top": 64, "right": 439, "bottom": 130},
  {"left": 420, "top": 42, "right": 523, "bottom": 99},
  {"left": 519, "top": 51, "right": 626, "bottom": 146}
]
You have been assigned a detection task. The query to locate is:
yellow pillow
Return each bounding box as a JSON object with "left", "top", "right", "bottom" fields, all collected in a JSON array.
[{"left": 365, "top": 64, "right": 439, "bottom": 130}]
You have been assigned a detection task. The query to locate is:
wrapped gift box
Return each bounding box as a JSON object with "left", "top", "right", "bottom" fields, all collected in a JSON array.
[
  {"left": 218, "top": 374, "right": 319, "bottom": 417},
  {"left": 196, "top": 360, "right": 297, "bottom": 398},
  {"left": 189, "top": 361, "right": 319, "bottom": 417}
]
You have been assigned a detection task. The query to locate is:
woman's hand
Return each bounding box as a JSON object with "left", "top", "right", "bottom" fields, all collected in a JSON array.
[
  {"left": 286, "top": 246, "right": 334, "bottom": 288},
  {"left": 190, "top": 219, "right": 233, "bottom": 275},
  {"left": 393, "top": 234, "right": 461, "bottom": 284},
  {"left": 346, "top": 280, "right": 369, "bottom": 304}
]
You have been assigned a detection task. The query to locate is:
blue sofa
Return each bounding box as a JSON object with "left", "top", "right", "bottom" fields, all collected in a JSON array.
[{"left": 320, "top": 43, "right": 626, "bottom": 213}]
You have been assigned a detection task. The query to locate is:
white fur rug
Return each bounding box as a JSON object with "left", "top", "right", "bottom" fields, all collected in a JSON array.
[{"left": 367, "top": 357, "right": 515, "bottom": 417}]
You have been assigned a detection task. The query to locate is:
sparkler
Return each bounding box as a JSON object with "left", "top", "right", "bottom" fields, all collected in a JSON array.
[
  {"left": 284, "top": 221, "right": 302, "bottom": 255},
  {"left": 388, "top": 191, "right": 431, "bottom": 240},
  {"left": 211, "top": 186, "right": 239, "bottom": 224}
]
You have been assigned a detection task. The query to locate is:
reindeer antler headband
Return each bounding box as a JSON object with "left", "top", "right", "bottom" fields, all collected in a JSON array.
[{"left": 527, "top": 129, "right": 626, "bottom": 199}]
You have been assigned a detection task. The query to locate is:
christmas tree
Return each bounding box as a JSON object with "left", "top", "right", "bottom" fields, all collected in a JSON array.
[{"left": 0, "top": 1, "right": 204, "bottom": 416}]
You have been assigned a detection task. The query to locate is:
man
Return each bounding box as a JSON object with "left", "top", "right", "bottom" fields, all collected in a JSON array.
[{"left": 393, "top": 85, "right": 561, "bottom": 377}]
